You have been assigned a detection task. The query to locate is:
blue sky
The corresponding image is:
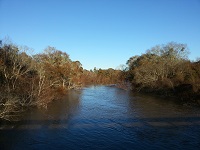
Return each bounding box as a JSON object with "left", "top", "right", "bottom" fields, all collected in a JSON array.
[{"left": 0, "top": 0, "right": 200, "bottom": 70}]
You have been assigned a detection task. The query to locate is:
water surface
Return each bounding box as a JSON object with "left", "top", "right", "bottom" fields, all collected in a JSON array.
[{"left": 1, "top": 86, "right": 200, "bottom": 149}]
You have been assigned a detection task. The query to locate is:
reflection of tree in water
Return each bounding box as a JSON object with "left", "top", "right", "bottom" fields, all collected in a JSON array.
[
  {"left": 127, "top": 91, "right": 190, "bottom": 118},
  {"left": 0, "top": 89, "right": 84, "bottom": 129},
  {"left": 40, "top": 89, "right": 82, "bottom": 121}
]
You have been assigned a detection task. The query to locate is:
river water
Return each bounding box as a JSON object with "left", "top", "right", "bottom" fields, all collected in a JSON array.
[{"left": 1, "top": 86, "right": 200, "bottom": 149}]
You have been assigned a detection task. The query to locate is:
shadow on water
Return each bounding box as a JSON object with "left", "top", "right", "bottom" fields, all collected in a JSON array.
[{"left": 1, "top": 86, "right": 200, "bottom": 150}]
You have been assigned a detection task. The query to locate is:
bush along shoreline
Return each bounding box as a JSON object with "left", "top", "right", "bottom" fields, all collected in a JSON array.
[
  {"left": 0, "top": 44, "right": 122, "bottom": 121},
  {"left": 123, "top": 42, "right": 200, "bottom": 106}
]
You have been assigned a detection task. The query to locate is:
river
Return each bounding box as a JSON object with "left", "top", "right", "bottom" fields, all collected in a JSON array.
[{"left": 1, "top": 86, "right": 200, "bottom": 149}]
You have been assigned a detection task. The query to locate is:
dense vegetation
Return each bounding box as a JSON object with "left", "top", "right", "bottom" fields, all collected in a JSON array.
[
  {"left": 1, "top": 41, "right": 200, "bottom": 121},
  {"left": 0, "top": 43, "right": 121, "bottom": 120},
  {"left": 124, "top": 42, "right": 200, "bottom": 103}
]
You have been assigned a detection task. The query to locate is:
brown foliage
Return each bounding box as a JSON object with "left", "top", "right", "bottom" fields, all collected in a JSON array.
[{"left": 125, "top": 42, "right": 200, "bottom": 103}]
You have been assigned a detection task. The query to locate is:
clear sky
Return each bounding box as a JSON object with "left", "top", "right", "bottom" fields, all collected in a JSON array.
[{"left": 0, "top": 0, "right": 200, "bottom": 70}]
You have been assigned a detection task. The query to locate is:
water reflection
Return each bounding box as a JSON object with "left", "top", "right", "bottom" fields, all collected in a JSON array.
[
  {"left": 128, "top": 91, "right": 200, "bottom": 118},
  {"left": 1, "top": 86, "right": 200, "bottom": 150}
]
